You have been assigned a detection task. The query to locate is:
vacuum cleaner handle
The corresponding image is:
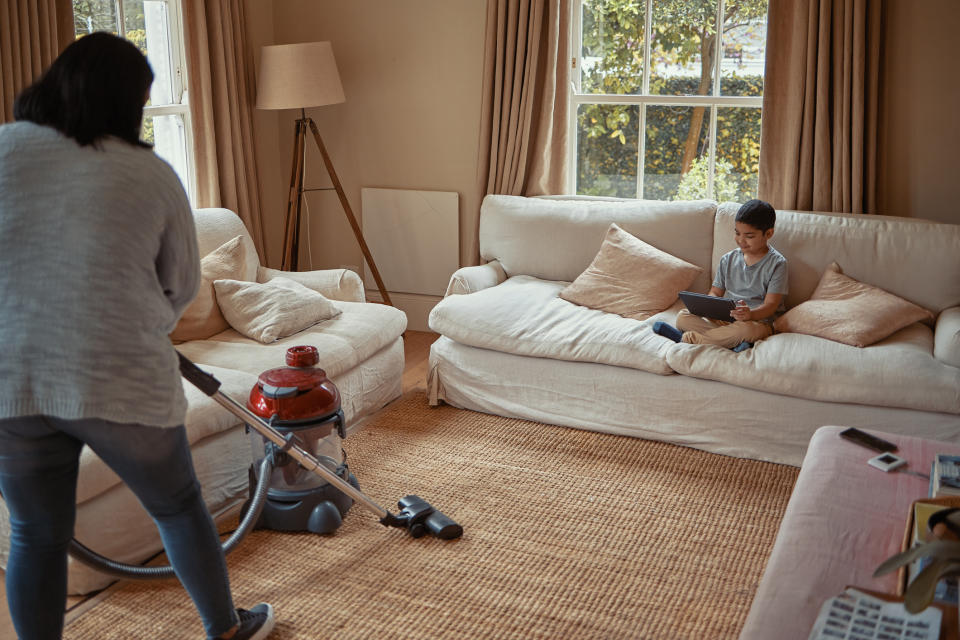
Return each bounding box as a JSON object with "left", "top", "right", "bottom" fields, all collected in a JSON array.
[{"left": 178, "top": 351, "right": 221, "bottom": 396}]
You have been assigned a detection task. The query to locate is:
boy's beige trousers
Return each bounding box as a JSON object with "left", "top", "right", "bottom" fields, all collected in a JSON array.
[{"left": 675, "top": 309, "right": 773, "bottom": 349}]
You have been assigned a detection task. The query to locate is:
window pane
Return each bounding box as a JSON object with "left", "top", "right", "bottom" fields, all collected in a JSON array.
[
  {"left": 142, "top": 1, "right": 175, "bottom": 106},
  {"left": 122, "top": 0, "right": 145, "bottom": 35},
  {"left": 719, "top": 0, "right": 768, "bottom": 96},
  {"left": 580, "top": 0, "right": 644, "bottom": 95},
  {"left": 143, "top": 113, "right": 190, "bottom": 192},
  {"left": 73, "top": 0, "right": 118, "bottom": 37},
  {"left": 649, "top": 0, "right": 716, "bottom": 97},
  {"left": 576, "top": 103, "right": 640, "bottom": 198},
  {"left": 644, "top": 105, "right": 710, "bottom": 200},
  {"left": 715, "top": 107, "right": 761, "bottom": 202}
]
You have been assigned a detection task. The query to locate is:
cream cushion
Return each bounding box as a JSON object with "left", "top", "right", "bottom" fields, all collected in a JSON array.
[
  {"left": 428, "top": 275, "right": 675, "bottom": 375},
  {"left": 666, "top": 324, "right": 960, "bottom": 414},
  {"left": 170, "top": 235, "right": 246, "bottom": 342},
  {"left": 773, "top": 262, "right": 934, "bottom": 347},
  {"left": 935, "top": 307, "right": 960, "bottom": 369},
  {"left": 213, "top": 277, "right": 342, "bottom": 343},
  {"left": 176, "top": 300, "right": 407, "bottom": 380},
  {"left": 559, "top": 223, "right": 702, "bottom": 320}
]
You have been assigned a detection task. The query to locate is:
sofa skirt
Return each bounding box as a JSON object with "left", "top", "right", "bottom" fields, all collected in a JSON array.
[{"left": 428, "top": 336, "right": 960, "bottom": 467}]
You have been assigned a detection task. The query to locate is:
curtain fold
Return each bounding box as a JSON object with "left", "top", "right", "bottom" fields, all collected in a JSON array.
[
  {"left": 758, "top": 0, "right": 881, "bottom": 214},
  {"left": 1, "top": 0, "right": 74, "bottom": 122},
  {"left": 183, "top": 0, "right": 267, "bottom": 263},
  {"left": 473, "top": 0, "right": 570, "bottom": 264}
]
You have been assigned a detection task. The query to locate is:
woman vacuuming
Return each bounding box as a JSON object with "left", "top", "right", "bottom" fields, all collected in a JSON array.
[{"left": 0, "top": 33, "right": 274, "bottom": 640}]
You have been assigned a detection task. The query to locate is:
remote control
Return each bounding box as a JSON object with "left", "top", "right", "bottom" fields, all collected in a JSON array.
[{"left": 839, "top": 427, "right": 898, "bottom": 453}]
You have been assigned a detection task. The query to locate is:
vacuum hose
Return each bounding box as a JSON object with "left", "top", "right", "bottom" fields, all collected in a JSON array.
[{"left": 67, "top": 454, "right": 274, "bottom": 579}]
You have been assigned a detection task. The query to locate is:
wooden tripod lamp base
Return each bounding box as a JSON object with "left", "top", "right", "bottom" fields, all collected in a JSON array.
[
  {"left": 255, "top": 41, "right": 393, "bottom": 308},
  {"left": 281, "top": 113, "right": 393, "bottom": 308}
]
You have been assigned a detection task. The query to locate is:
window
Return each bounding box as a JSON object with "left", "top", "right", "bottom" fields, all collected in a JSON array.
[
  {"left": 72, "top": 0, "right": 195, "bottom": 201},
  {"left": 570, "top": 0, "right": 768, "bottom": 202}
]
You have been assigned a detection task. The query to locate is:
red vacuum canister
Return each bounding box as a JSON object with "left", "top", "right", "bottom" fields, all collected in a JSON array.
[
  {"left": 247, "top": 345, "right": 341, "bottom": 424},
  {"left": 243, "top": 345, "right": 357, "bottom": 534}
]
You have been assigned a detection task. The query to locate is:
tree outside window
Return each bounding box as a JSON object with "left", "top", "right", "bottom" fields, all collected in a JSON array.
[
  {"left": 72, "top": 0, "right": 195, "bottom": 201},
  {"left": 573, "top": 0, "right": 768, "bottom": 202}
]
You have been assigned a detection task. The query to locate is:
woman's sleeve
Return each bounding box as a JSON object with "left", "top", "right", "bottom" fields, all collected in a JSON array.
[{"left": 156, "top": 182, "right": 200, "bottom": 319}]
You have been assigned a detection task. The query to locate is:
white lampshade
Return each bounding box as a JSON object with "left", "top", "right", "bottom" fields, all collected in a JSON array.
[{"left": 256, "top": 41, "right": 346, "bottom": 110}]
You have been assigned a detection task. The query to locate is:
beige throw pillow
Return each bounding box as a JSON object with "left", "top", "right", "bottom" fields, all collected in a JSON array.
[
  {"left": 559, "top": 223, "right": 702, "bottom": 320},
  {"left": 773, "top": 262, "right": 933, "bottom": 347},
  {"left": 213, "top": 277, "right": 342, "bottom": 343},
  {"left": 170, "top": 235, "right": 245, "bottom": 342}
]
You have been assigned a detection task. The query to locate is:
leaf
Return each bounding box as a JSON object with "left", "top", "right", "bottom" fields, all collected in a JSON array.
[
  {"left": 874, "top": 540, "right": 960, "bottom": 576},
  {"left": 904, "top": 560, "right": 960, "bottom": 614}
]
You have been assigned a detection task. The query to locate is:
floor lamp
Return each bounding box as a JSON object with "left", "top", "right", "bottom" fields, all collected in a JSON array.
[{"left": 256, "top": 41, "right": 393, "bottom": 306}]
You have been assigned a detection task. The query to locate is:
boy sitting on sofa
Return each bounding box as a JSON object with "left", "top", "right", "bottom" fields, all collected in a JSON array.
[{"left": 654, "top": 199, "right": 787, "bottom": 352}]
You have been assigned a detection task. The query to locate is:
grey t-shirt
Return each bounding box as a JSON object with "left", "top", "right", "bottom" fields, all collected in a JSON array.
[{"left": 713, "top": 246, "right": 788, "bottom": 318}]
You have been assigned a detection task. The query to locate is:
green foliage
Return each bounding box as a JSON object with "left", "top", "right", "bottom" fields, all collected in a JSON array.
[
  {"left": 72, "top": 0, "right": 117, "bottom": 35},
  {"left": 675, "top": 156, "right": 739, "bottom": 201}
]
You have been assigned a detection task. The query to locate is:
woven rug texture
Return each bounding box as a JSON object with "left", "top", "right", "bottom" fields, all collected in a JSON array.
[{"left": 64, "top": 392, "right": 798, "bottom": 639}]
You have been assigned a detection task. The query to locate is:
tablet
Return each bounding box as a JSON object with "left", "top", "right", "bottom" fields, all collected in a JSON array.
[{"left": 678, "top": 291, "right": 737, "bottom": 321}]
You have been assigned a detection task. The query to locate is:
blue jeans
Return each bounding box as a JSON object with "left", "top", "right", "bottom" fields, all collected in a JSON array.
[{"left": 0, "top": 416, "right": 239, "bottom": 639}]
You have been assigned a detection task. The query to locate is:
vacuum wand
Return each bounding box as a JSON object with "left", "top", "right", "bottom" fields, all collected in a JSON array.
[{"left": 177, "top": 351, "right": 462, "bottom": 540}]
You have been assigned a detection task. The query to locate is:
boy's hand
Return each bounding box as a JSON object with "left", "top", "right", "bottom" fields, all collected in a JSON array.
[{"left": 730, "top": 300, "right": 751, "bottom": 321}]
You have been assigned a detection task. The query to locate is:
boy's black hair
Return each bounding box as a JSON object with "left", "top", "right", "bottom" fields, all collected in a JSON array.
[
  {"left": 735, "top": 199, "right": 776, "bottom": 231},
  {"left": 14, "top": 32, "right": 154, "bottom": 148}
]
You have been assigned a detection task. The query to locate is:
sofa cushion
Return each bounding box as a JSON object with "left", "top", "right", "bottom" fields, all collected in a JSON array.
[
  {"left": 479, "top": 195, "right": 717, "bottom": 293},
  {"left": 665, "top": 323, "right": 960, "bottom": 414},
  {"left": 194, "top": 208, "right": 260, "bottom": 282},
  {"left": 773, "top": 262, "right": 934, "bottom": 347},
  {"left": 214, "top": 277, "right": 341, "bottom": 343},
  {"left": 170, "top": 235, "right": 246, "bottom": 342},
  {"left": 176, "top": 300, "right": 407, "bottom": 380},
  {"left": 559, "top": 223, "right": 702, "bottom": 320},
  {"left": 713, "top": 203, "right": 960, "bottom": 313},
  {"left": 429, "top": 276, "right": 675, "bottom": 375},
  {"left": 935, "top": 308, "right": 960, "bottom": 369}
]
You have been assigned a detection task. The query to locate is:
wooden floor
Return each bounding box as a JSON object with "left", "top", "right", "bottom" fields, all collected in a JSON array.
[{"left": 0, "top": 330, "right": 439, "bottom": 638}]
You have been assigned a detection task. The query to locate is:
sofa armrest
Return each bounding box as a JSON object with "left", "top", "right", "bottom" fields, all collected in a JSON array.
[
  {"left": 444, "top": 260, "right": 507, "bottom": 296},
  {"left": 935, "top": 306, "right": 960, "bottom": 369},
  {"left": 257, "top": 266, "right": 365, "bottom": 303}
]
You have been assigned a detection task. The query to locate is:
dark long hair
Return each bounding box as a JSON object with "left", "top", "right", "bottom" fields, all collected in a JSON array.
[{"left": 13, "top": 32, "right": 154, "bottom": 148}]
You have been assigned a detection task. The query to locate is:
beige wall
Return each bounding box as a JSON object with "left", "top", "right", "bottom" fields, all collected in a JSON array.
[
  {"left": 877, "top": 0, "right": 960, "bottom": 223},
  {"left": 248, "top": 1, "right": 487, "bottom": 323}
]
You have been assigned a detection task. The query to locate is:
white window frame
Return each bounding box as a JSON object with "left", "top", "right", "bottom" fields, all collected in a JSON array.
[
  {"left": 79, "top": 0, "right": 196, "bottom": 203},
  {"left": 568, "top": 0, "right": 764, "bottom": 199}
]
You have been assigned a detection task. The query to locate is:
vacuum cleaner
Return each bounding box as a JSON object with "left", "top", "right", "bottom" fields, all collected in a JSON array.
[{"left": 68, "top": 346, "right": 462, "bottom": 580}]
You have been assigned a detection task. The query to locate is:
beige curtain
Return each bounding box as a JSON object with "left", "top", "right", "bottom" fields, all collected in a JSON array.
[
  {"left": 1, "top": 0, "right": 74, "bottom": 122},
  {"left": 182, "top": 0, "right": 267, "bottom": 262},
  {"left": 759, "top": 0, "right": 882, "bottom": 214},
  {"left": 473, "top": 0, "right": 570, "bottom": 263}
]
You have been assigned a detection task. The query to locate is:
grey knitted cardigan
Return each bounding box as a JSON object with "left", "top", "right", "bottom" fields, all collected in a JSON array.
[{"left": 0, "top": 122, "right": 200, "bottom": 427}]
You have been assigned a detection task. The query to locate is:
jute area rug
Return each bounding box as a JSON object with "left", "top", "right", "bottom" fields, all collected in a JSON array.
[{"left": 65, "top": 392, "right": 798, "bottom": 640}]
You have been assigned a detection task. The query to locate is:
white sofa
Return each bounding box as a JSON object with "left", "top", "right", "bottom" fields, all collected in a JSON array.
[
  {"left": 427, "top": 195, "right": 960, "bottom": 466},
  {"left": 0, "top": 207, "right": 407, "bottom": 594}
]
